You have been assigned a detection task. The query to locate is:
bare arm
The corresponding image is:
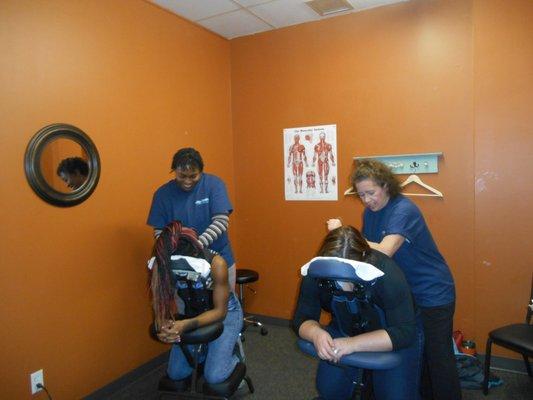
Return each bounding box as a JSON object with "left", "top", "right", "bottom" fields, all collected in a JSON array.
[
  {"left": 158, "top": 256, "right": 229, "bottom": 342},
  {"left": 331, "top": 330, "right": 393, "bottom": 362},
  {"left": 300, "top": 320, "right": 393, "bottom": 363},
  {"left": 299, "top": 320, "right": 337, "bottom": 361},
  {"left": 367, "top": 234, "right": 405, "bottom": 257}
]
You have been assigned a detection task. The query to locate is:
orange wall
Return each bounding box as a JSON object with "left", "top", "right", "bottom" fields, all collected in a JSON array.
[
  {"left": 473, "top": 0, "right": 533, "bottom": 358},
  {"left": 0, "top": 1, "right": 233, "bottom": 398},
  {"left": 231, "top": 0, "right": 532, "bottom": 359},
  {"left": 1, "top": 0, "right": 532, "bottom": 398}
]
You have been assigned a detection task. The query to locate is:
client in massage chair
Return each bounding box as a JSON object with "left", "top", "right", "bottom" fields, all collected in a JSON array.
[
  {"left": 148, "top": 220, "right": 243, "bottom": 385},
  {"left": 293, "top": 226, "right": 424, "bottom": 400}
]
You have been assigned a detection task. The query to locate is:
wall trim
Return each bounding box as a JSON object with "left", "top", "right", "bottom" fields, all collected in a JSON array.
[
  {"left": 84, "top": 316, "right": 530, "bottom": 397},
  {"left": 83, "top": 350, "right": 169, "bottom": 399}
]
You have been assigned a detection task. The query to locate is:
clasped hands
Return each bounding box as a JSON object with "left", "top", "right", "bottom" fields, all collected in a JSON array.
[
  {"left": 157, "top": 319, "right": 185, "bottom": 344},
  {"left": 312, "top": 329, "right": 354, "bottom": 364}
]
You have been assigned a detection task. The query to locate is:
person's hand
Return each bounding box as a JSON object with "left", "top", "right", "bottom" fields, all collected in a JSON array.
[
  {"left": 326, "top": 218, "right": 342, "bottom": 231},
  {"left": 311, "top": 329, "right": 337, "bottom": 361},
  {"left": 157, "top": 320, "right": 185, "bottom": 343},
  {"left": 331, "top": 337, "right": 356, "bottom": 363}
]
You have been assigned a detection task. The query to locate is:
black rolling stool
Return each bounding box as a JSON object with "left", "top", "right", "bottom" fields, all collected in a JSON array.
[{"left": 236, "top": 269, "right": 268, "bottom": 337}]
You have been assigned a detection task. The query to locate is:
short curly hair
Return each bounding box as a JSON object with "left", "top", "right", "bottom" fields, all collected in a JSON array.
[
  {"left": 56, "top": 157, "right": 89, "bottom": 177},
  {"left": 351, "top": 159, "right": 402, "bottom": 198},
  {"left": 171, "top": 148, "right": 204, "bottom": 172}
]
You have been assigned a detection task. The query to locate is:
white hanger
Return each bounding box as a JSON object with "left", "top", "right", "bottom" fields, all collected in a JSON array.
[
  {"left": 400, "top": 174, "right": 443, "bottom": 197},
  {"left": 344, "top": 187, "right": 356, "bottom": 195}
]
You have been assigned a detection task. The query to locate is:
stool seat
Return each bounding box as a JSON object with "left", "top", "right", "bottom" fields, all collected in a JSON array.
[{"left": 236, "top": 269, "right": 259, "bottom": 284}]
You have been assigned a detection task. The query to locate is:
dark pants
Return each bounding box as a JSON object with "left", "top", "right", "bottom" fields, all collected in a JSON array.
[
  {"left": 316, "top": 322, "right": 424, "bottom": 400},
  {"left": 420, "top": 302, "right": 462, "bottom": 400}
]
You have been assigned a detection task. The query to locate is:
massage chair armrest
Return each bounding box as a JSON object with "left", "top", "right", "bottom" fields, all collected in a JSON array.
[
  {"left": 149, "top": 321, "right": 224, "bottom": 344},
  {"left": 297, "top": 338, "right": 401, "bottom": 370}
]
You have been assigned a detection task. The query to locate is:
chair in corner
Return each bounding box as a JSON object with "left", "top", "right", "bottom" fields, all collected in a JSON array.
[{"left": 483, "top": 274, "right": 533, "bottom": 395}]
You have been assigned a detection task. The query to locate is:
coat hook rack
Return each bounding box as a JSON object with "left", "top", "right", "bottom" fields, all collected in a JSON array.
[
  {"left": 345, "top": 152, "right": 444, "bottom": 197},
  {"left": 353, "top": 152, "right": 442, "bottom": 174}
]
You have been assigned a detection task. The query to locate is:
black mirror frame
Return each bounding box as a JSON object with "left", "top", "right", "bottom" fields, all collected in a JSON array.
[{"left": 24, "top": 123, "right": 101, "bottom": 207}]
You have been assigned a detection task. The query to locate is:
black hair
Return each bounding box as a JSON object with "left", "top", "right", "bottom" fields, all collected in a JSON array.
[
  {"left": 174, "top": 236, "right": 201, "bottom": 258},
  {"left": 170, "top": 148, "right": 204, "bottom": 172},
  {"left": 56, "top": 157, "right": 89, "bottom": 177}
]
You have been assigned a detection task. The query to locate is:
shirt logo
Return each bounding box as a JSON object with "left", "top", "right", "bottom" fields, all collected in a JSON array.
[{"left": 195, "top": 198, "right": 209, "bottom": 205}]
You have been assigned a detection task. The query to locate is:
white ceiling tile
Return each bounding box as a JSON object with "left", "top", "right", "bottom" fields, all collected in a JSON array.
[
  {"left": 150, "top": 0, "right": 239, "bottom": 22},
  {"left": 150, "top": 0, "right": 410, "bottom": 39},
  {"left": 250, "top": 0, "right": 320, "bottom": 29},
  {"left": 198, "top": 9, "right": 272, "bottom": 39},
  {"left": 349, "top": 0, "right": 409, "bottom": 12},
  {"left": 234, "top": 0, "right": 275, "bottom": 6}
]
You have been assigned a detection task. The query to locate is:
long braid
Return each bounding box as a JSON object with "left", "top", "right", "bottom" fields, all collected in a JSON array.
[{"left": 149, "top": 221, "right": 203, "bottom": 330}]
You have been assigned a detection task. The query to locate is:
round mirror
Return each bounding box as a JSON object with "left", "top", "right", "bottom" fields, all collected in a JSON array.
[{"left": 25, "top": 123, "right": 100, "bottom": 207}]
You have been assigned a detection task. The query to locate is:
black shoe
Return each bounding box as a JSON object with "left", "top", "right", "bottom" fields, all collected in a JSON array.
[{"left": 158, "top": 375, "right": 191, "bottom": 392}]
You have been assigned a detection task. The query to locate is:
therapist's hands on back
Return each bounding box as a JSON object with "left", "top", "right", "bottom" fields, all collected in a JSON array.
[{"left": 326, "top": 218, "right": 342, "bottom": 231}]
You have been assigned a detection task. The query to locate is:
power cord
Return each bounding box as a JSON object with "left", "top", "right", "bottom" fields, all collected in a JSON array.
[{"left": 36, "top": 383, "right": 53, "bottom": 400}]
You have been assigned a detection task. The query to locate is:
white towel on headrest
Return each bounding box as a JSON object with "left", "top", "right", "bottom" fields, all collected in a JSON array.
[
  {"left": 300, "top": 256, "right": 384, "bottom": 281},
  {"left": 170, "top": 255, "right": 211, "bottom": 278},
  {"left": 146, "top": 255, "right": 211, "bottom": 278}
]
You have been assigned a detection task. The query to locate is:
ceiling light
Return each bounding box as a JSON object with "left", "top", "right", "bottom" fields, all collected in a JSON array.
[{"left": 305, "top": 0, "right": 355, "bottom": 16}]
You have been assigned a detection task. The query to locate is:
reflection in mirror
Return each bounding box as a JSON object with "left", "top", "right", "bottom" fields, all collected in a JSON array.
[
  {"left": 58, "top": 157, "right": 89, "bottom": 190},
  {"left": 25, "top": 123, "right": 100, "bottom": 207},
  {"left": 39, "top": 138, "right": 90, "bottom": 192}
]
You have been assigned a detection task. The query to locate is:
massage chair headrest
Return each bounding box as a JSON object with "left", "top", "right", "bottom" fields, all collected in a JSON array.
[{"left": 301, "top": 257, "right": 384, "bottom": 283}]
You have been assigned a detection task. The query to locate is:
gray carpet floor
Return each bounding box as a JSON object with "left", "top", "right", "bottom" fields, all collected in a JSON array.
[{"left": 107, "top": 324, "right": 532, "bottom": 400}]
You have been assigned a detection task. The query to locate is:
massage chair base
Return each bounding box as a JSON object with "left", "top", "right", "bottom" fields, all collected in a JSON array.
[{"left": 158, "top": 362, "right": 253, "bottom": 400}]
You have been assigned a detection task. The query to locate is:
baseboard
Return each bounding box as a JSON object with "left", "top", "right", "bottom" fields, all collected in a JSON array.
[
  {"left": 246, "top": 313, "right": 291, "bottom": 327},
  {"left": 477, "top": 354, "right": 530, "bottom": 375},
  {"left": 250, "top": 314, "right": 531, "bottom": 374},
  {"left": 83, "top": 350, "right": 170, "bottom": 399},
  {"left": 84, "top": 318, "right": 530, "bottom": 398}
]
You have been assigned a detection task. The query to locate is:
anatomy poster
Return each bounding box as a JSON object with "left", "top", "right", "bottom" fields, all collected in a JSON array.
[{"left": 284, "top": 124, "right": 338, "bottom": 201}]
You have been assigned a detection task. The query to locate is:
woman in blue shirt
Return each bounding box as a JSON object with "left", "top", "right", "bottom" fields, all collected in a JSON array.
[
  {"left": 328, "top": 159, "right": 461, "bottom": 400},
  {"left": 147, "top": 148, "right": 236, "bottom": 290}
]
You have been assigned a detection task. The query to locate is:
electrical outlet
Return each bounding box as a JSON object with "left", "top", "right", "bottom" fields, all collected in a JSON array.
[{"left": 30, "top": 369, "right": 44, "bottom": 395}]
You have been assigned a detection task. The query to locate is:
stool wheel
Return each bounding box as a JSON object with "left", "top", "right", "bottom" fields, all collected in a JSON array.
[{"left": 260, "top": 327, "right": 268, "bottom": 336}]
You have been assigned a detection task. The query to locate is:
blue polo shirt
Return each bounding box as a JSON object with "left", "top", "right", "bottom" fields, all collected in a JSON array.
[
  {"left": 147, "top": 173, "right": 234, "bottom": 266},
  {"left": 362, "top": 195, "right": 455, "bottom": 308}
]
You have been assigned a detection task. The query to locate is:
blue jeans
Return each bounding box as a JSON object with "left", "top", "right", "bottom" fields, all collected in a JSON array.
[
  {"left": 316, "top": 319, "right": 424, "bottom": 400},
  {"left": 167, "top": 293, "right": 243, "bottom": 384}
]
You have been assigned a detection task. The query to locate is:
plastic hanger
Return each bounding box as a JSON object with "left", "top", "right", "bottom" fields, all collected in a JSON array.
[
  {"left": 344, "top": 174, "right": 443, "bottom": 197},
  {"left": 400, "top": 174, "right": 443, "bottom": 197}
]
